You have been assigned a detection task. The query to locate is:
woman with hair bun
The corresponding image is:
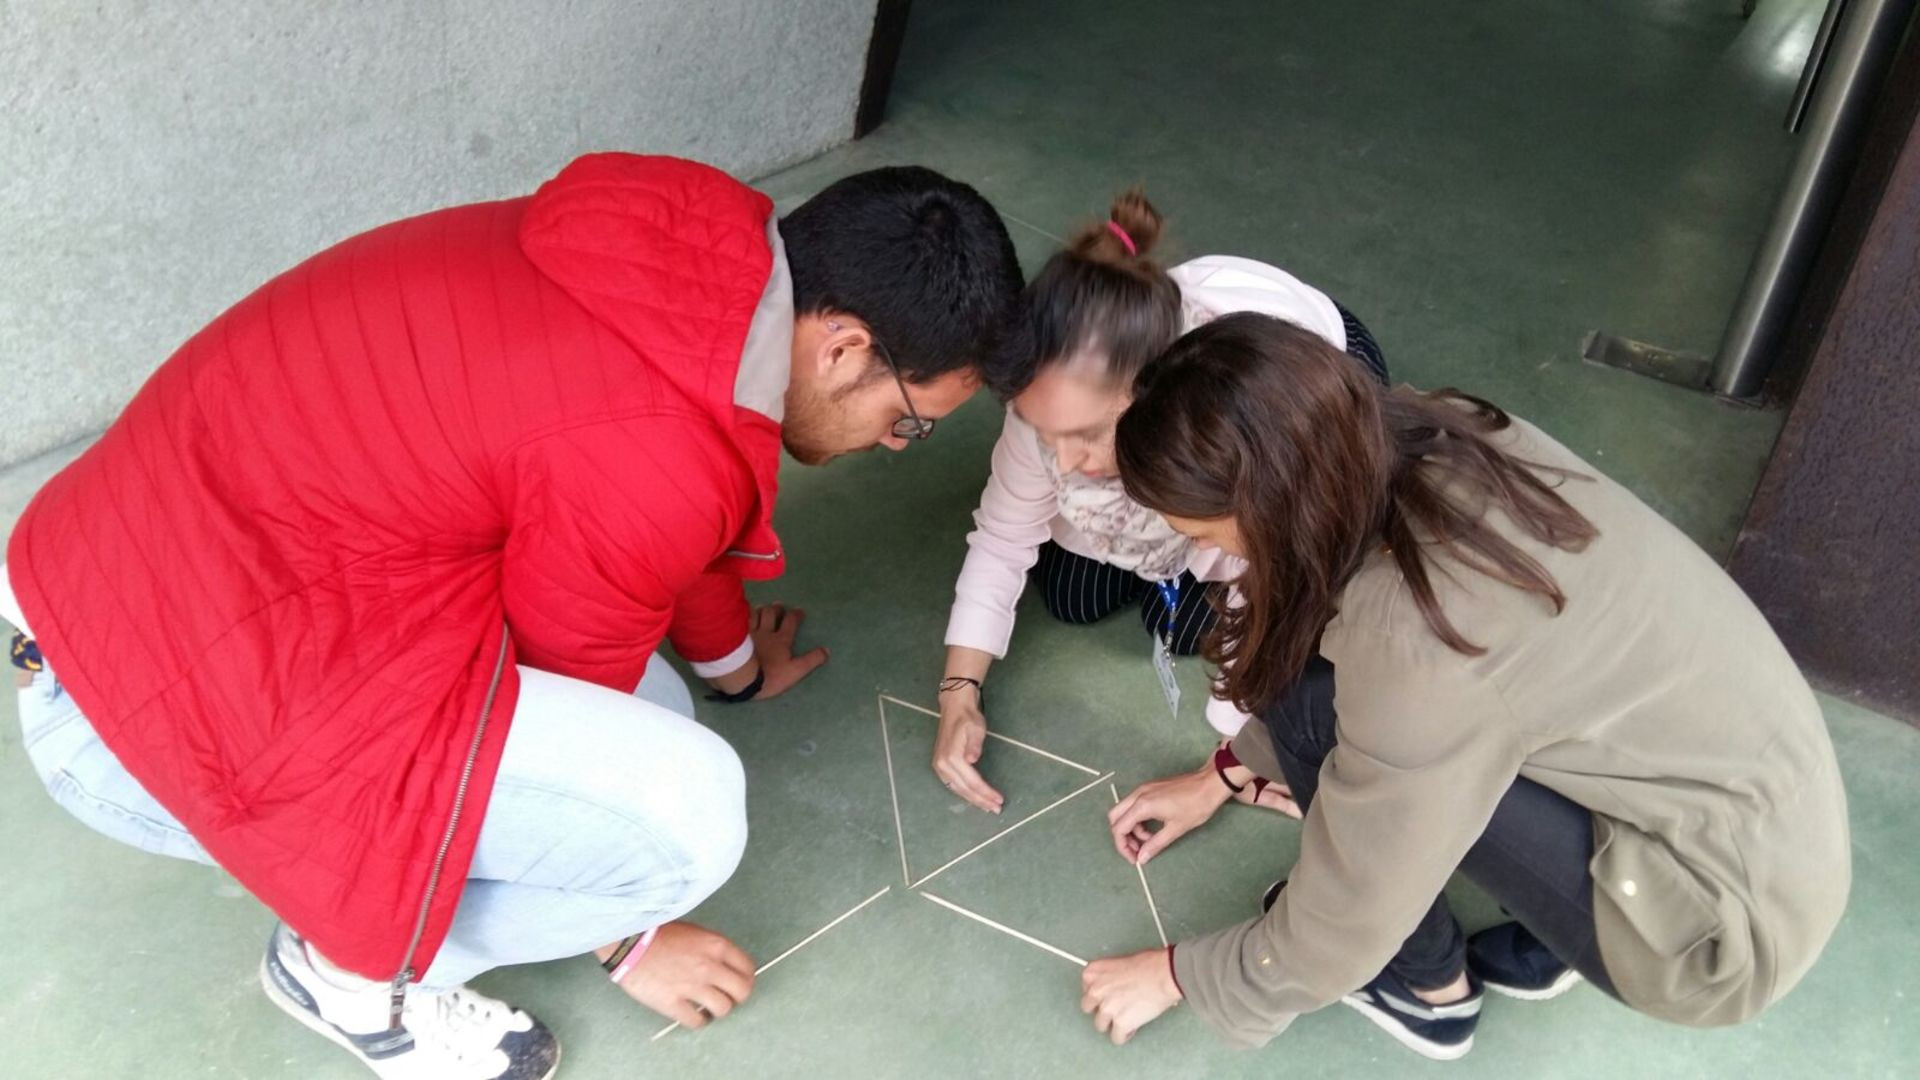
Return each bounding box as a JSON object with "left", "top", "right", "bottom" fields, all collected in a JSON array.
[{"left": 932, "top": 190, "right": 1388, "bottom": 817}]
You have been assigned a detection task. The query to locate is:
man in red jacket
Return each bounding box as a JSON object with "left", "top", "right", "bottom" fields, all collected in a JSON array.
[{"left": 4, "top": 153, "right": 1022, "bottom": 1079}]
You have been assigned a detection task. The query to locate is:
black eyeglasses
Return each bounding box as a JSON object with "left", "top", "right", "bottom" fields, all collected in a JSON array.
[{"left": 872, "top": 337, "right": 935, "bottom": 440}]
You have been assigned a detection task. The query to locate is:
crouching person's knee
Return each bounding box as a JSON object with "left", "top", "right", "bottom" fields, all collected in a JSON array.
[
  {"left": 678, "top": 731, "right": 748, "bottom": 906},
  {"left": 584, "top": 722, "right": 748, "bottom": 922}
]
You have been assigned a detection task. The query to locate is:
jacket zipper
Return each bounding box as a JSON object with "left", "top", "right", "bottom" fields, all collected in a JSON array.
[
  {"left": 725, "top": 547, "right": 781, "bottom": 561},
  {"left": 387, "top": 622, "right": 512, "bottom": 1030}
]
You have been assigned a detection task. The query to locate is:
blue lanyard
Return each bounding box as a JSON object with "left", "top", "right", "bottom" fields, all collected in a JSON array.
[{"left": 1155, "top": 578, "right": 1181, "bottom": 639}]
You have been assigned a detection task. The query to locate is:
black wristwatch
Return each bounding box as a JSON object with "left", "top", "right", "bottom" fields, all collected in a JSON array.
[{"left": 705, "top": 664, "right": 767, "bottom": 704}]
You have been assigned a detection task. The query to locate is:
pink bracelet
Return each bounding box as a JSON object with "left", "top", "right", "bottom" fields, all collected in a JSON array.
[{"left": 608, "top": 927, "right": 659, "bottom": 984}]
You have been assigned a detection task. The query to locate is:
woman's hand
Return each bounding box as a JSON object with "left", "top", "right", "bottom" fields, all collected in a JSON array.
[
  {"left": 1234, "top": 777, "right": 1303, "bottom": 818},
  {"left": 1107, "top": 763, "right": 1234, "bottom": 865},
  {"left": 1081, "top": 948, "right": 1182, "bottom": 1045},
  {"left": 933, "top": 691, "right": 1004, "bottom": 814}
]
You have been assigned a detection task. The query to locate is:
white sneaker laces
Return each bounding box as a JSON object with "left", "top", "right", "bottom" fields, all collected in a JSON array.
[{"left": 410, "top": 988, "right": 514, "bottom": 1066}]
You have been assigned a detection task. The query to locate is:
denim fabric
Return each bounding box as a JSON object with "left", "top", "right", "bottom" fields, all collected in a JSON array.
[{"left": 18, "top": 651, "right": 743, "bottom": 988}]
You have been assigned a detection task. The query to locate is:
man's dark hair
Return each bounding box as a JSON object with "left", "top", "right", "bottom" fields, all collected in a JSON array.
[{"left": 780, "top": 166, "right": 1023, "bottom": 383}]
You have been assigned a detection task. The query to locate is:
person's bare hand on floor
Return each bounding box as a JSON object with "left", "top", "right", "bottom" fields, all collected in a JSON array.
[
  {"left": 934, "top": 692, "right": 1004, "bottom": 814},
  {"left": 605, "top": 922, "right": 755, "bottom": 1029}
]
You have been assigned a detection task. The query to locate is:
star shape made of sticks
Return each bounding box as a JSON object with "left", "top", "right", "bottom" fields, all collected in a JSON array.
[{"left": 651, "top": 693, "right": 1167, "bottom": 1041}]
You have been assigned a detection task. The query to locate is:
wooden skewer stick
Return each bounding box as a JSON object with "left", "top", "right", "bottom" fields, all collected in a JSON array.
[
  {"left": 877, "top": 693, "right": 1102, "bottom": 775},
  {"left": 918, "top": 890, "right": 1088, "bottom": 967},
  {"left": 650, "top": 885, "right": 894, "bottom": 1041},
  {"left": 1111, "top": 782, "right": 1169, "bottom": 948},
  {"left": 878, "top": 695, "right": 914, "bottom": 886},
  {"left": 908, "top": 771, "right": 1115, "bottom": 889}
]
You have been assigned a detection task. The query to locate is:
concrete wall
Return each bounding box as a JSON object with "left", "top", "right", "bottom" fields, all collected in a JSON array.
[{"left": 0, "top": 0, "right": 879, "bottom": 467}]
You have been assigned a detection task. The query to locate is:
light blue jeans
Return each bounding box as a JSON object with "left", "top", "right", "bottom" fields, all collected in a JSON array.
[{"left": 17, "top": 653, "right": 747, "bottom": 988}]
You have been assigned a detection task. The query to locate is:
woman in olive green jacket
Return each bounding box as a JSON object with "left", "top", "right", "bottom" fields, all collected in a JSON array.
[{"left": 1078, "top": 312, "right": 1850, "bottom": 1060}]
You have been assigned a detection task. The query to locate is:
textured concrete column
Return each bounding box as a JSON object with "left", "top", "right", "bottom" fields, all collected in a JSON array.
[{"left": 1, "top": 0, "right": 879, "bottom": 466}]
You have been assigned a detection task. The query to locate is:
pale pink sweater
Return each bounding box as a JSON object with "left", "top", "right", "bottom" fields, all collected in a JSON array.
[{"left": 944, "top": 256, "right": 1348, "bottom": 735}]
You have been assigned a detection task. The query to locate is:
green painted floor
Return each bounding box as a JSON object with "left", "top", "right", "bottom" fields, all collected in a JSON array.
[{"left": 5, "top": 0, "right": 1915, "bottom": 1076}]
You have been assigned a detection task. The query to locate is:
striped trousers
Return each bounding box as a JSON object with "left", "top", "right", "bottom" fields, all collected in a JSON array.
[{"left": 1029, "top": 542, "right": 1219, "bottom": 656}]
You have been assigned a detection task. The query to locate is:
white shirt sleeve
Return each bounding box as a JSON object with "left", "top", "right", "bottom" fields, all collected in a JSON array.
[
  {"left": 1186, "top": 550, "right": 1256, "bottom": 736},
  {"left": 944, "top": 411, "right": 1061, "bottom": 657},
  {"left": 687, "top": 634, "right": 755, "bottom": 679},
  {"left": 1168, "top": 255, "right": 1347, "bottom": 351}
]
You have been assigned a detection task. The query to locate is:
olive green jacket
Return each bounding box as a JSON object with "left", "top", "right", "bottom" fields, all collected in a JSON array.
[{"left": 1173, "top": 419, "right": 1850, "bottom": 1048}]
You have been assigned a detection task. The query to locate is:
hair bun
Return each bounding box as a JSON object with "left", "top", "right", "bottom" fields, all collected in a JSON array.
[
  {"left": 1069, "top": 186, "right": 1164, "bottom": 264},
  {"left": 1105, "top": 188, "right": 1162, "bottom": 257}
]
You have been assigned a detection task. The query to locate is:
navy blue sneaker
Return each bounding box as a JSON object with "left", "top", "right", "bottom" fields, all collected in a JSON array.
[
  {"left": 1262, "top": 880, "right": 1481, "bottom": 1060},
  {"left": 1468, "top": 921, "right": 1584, "bottom": 1000},
  {"left": 1341, "top": 966, "right": 1483, "bottom": 1061}
]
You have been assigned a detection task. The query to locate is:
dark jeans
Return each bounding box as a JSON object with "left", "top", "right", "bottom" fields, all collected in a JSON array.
[
  {"left": 1263, "top": 654, "right": 1619, "bottom": 996},
  {"left": 1029, "top": 541, "right": 1219, "bottom": 655}
]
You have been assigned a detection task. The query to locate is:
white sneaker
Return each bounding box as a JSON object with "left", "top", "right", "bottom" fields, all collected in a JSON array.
[{"left": 259, "top": 923, "right": 560, "bottom": 1079}]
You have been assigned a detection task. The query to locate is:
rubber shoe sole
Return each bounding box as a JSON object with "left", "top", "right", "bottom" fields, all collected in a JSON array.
[
  {"left": 260, "top": 953, "right": 410, "bottom": 1074},
  {"left": 258, "top": 955, "right": 560, "bottom": 1080},
  {"left": 1482, "top": 965, "right": 1583, "bottom": 1001},
  {"left": 1339, "top": 991, "right": 1475, "bottom": 1062}
]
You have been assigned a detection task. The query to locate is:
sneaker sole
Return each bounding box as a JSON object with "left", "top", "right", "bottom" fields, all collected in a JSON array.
[
  {"left": 1339, "top": 993, "right": 1474, "bottom": 1062},
  {"left": 259, "top": 954, "right": 398, "bottom": 1076},
  {"left": 1482, "top": 967, "right": 1583, "bottom": 1001},
  {"left": 258, "top": 956, "right": 561, "bottom": 1080}
]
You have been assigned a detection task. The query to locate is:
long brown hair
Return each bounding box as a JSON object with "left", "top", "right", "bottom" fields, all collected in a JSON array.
[
  {"left": 985, "top": 188, "right": 1182, "bottom": 398},
  {"left": 1116, "top": 312, "right": 1599, "bottom": 715}
]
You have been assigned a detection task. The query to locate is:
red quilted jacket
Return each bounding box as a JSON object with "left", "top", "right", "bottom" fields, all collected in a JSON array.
[{"left": 6, "top": 154, "right": 787, "bottom": 982}]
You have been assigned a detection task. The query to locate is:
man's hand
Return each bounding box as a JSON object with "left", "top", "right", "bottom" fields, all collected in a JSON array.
[
  {"left": 747, "top": 603, "right": 828, "bottom": 699},
  {"left": 605, "top": 922, "right": 755, "bottom": 1029},
  {"left": 933, "top": 692, "right": 1004, "bottom": 814},
  {"left": 1107, "top": 764, "right": 1234, "bottom": 866},
  {"left": 708, "top": 603, "right": 828, "bottom": 701},
  {"left": 1081, "top": 948, "right": 1182, "bottom": 1045}
]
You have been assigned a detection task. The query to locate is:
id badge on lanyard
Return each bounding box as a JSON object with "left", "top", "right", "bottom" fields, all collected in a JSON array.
[{"left": 1152, "top": 578, "right": 1181, "bottom": 720}]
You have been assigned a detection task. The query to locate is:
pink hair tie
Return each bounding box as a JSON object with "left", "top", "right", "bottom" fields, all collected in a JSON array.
[{"left": 1105, "top": 220, "right": 1138, "bottom": 256}]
